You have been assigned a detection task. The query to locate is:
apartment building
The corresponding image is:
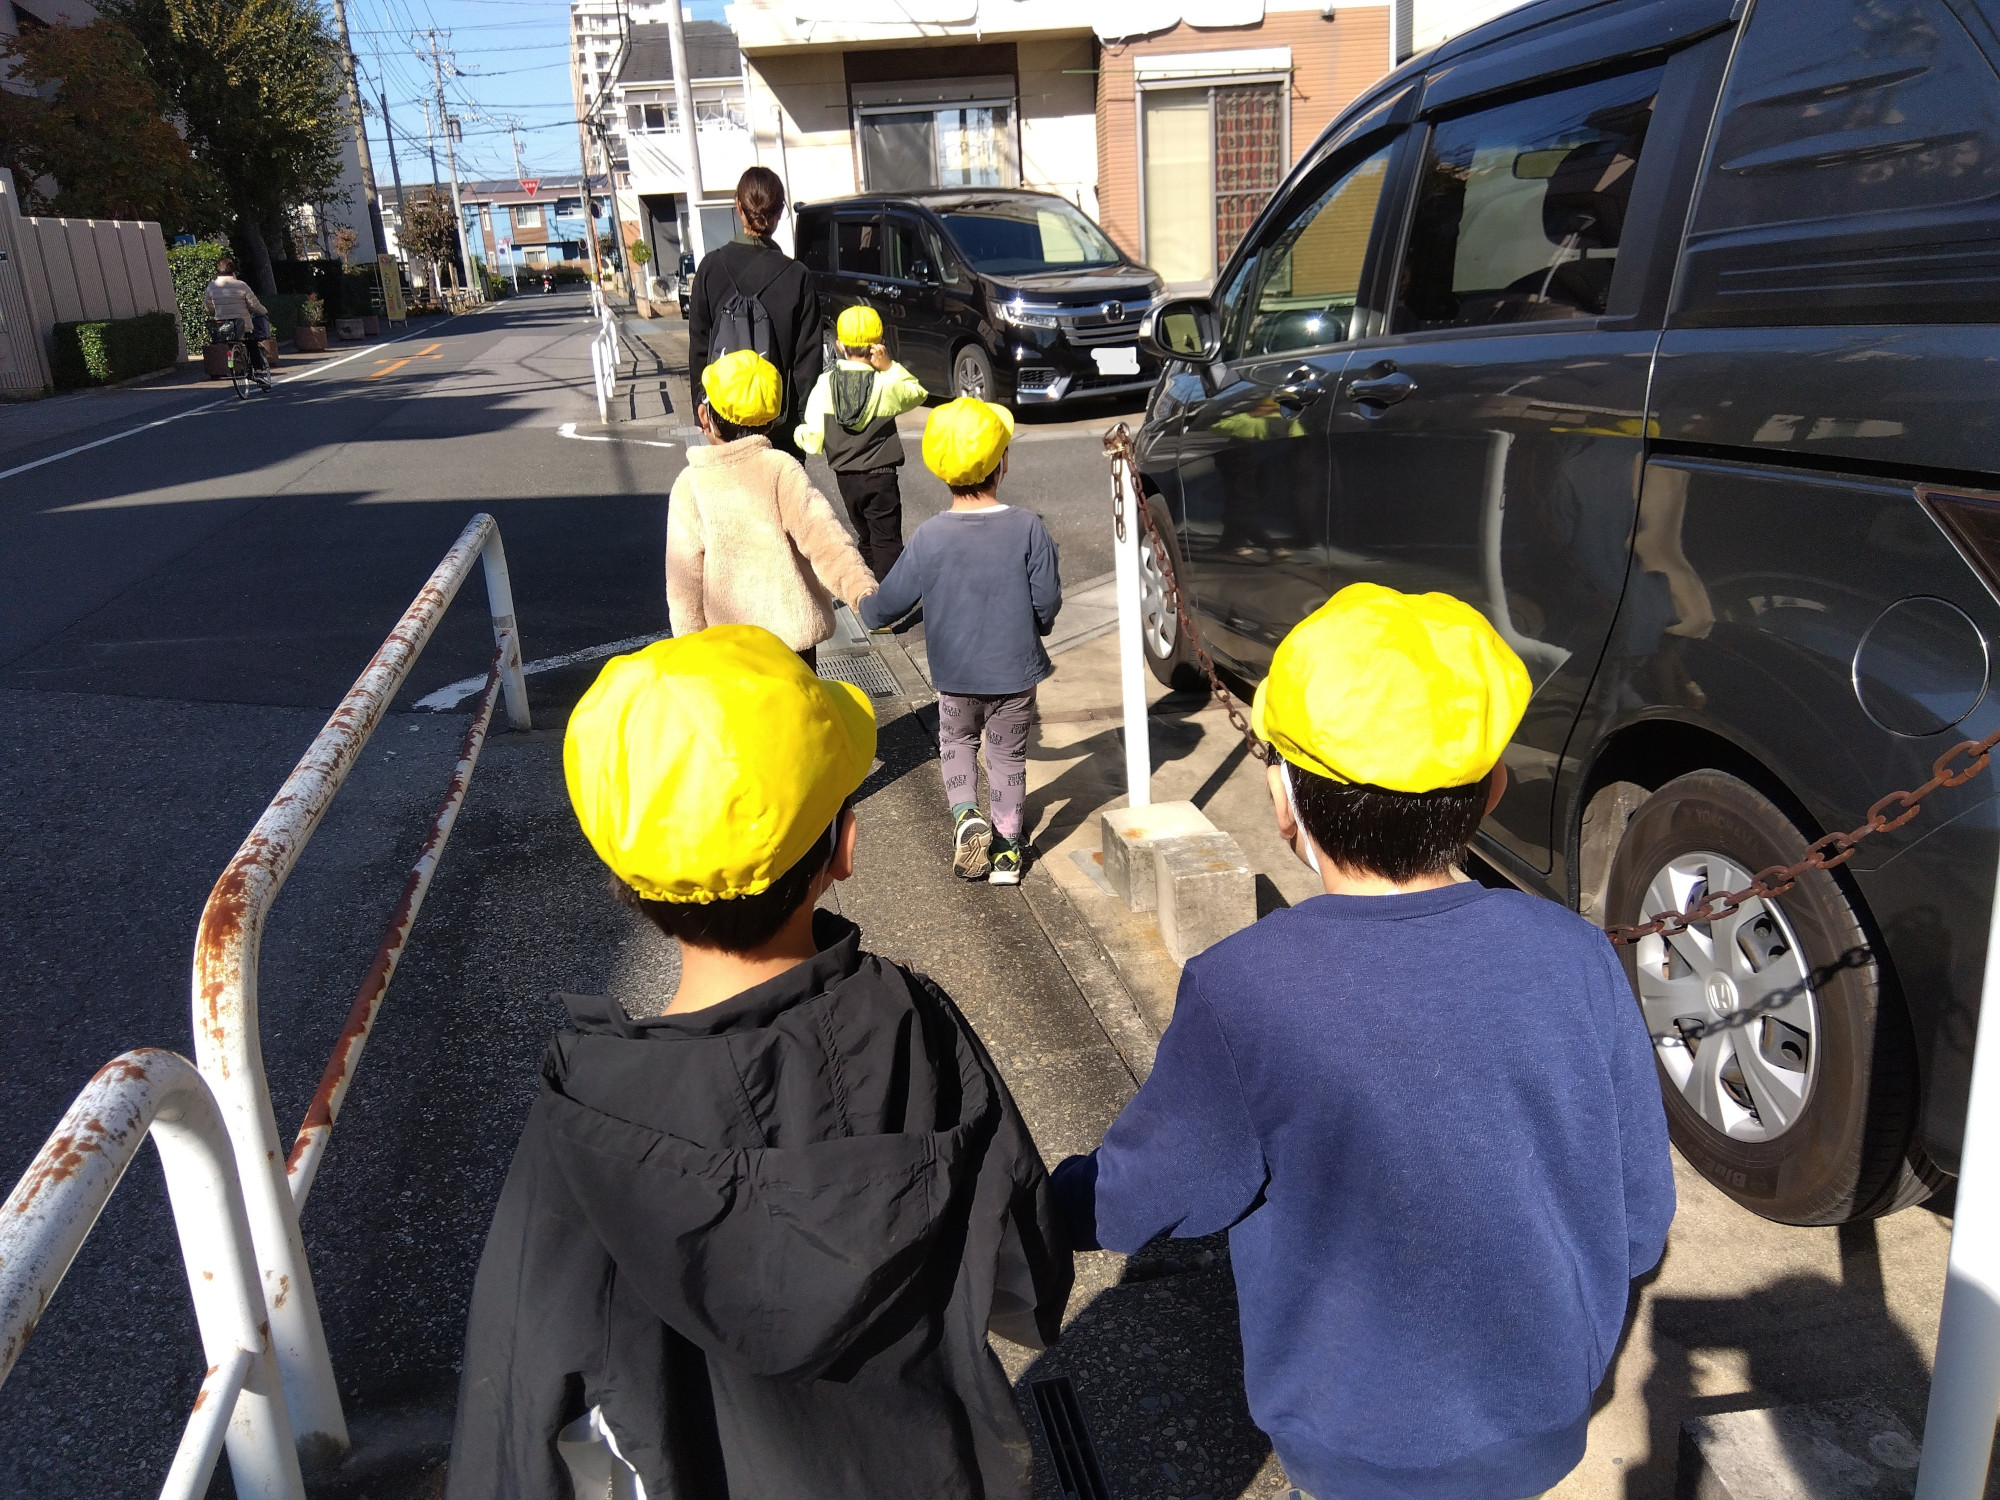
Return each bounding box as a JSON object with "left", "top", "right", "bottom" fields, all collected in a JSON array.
[{"left": 613, "top": 20, "right": 754, "bottom": 267}]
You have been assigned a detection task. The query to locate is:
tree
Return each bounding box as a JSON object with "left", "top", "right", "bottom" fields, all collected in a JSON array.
[
  {"left": 106, "top": 0, "right": 349, "bottom": 295},
  {"left": 400, "top": 189, "right": 460, "bottom": 287},
  {"left": 0, "top": 20, "right": 226, "bottom": 236}
]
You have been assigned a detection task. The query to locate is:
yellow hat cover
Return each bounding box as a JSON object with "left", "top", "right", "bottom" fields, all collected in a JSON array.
[
  {"left": 1250, "top": 583, "right": 1531, "bottom": 793},
  {"left": 564, "top": 626, "right": 878, "bottom": 902},
  {"left": 701, "top": 349, "right": 782, "bottom": 427},
  {"left": 922, "top": 397, "right": 1014, "bottom": 486},
  {"left": 836, "top": 305, "right": 884, "bottom": 347}
]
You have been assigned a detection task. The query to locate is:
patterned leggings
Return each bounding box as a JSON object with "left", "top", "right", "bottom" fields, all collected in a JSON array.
[{"left": 937, "top": 688, "right": 1036, "bottom": 840}]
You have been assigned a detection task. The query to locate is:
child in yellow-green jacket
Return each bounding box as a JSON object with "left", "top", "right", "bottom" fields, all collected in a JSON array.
[{"left": 794, "top": 305, "right": 928, "bottom": 581}]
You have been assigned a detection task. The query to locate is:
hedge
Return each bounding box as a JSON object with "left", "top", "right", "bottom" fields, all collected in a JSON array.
[
  {"left": 339, "top": 265, "right": 378, "bottom": 318},
  {"left": 167, "top": 240, "right": 230, "bottom": 353},
  {"left": 50, "top": 311, "right": 180, "bottom": 389},
  {"left": 273, "top": 258, "right": 343, "bottom": 315}
]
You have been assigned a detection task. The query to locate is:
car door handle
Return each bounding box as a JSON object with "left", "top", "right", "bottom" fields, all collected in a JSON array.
[
  {"left": 1344, "top": 369, "right": 1416, "bottom": 406},
  {"left": 1274, "top": 367, "right": 1328, "bottom": 405},
  {"left": 865, "top": 282, "right": 902, "bottom": 300}
]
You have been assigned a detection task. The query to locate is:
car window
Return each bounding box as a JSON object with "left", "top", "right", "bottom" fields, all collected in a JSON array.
[
  {"left": 796, "top": 215, "right": 831, "bottom": 272},
  {"left": 836, "top": 217, "right": 883, "bottom": 277},
  {"left": 923, "top": 224, "right": 964, "bottom": 286},
  {"left": 1233, "top": 141, "right": 1394, "bottom": 359},
  {"left": 1395, "top": 66, "right": 1662, "bottom": 332},
  {"left": 1677, "top": 0, "right": 2000, "bottom": 326},
  {"left": 938, "top": 198, "right": 1121, "bottom": 275},
  {"left": 886, "top": 217, "right": 929, "bottom": 281}
]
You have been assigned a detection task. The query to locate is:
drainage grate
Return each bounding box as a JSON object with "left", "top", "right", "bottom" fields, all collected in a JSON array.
[
  {"left": 816, "top": 649, "right": 900, "bottom": 699},
  {"left": 1030, "top": 1376, "right": 1112, "bottom": 1500}
]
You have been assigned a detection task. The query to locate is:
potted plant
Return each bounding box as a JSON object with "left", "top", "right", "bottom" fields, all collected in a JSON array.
[
  {"left": 628, "top": 240, "right": 654, "bottom": 316},
  {"left": 294, "top": 294, "right": 327, "bottom": 352}
]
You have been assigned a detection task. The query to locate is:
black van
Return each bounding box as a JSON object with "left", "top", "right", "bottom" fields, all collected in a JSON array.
[
  {"left": 1132, "top": 0, "right": 2000, "bottom": 1226},
  {"left": 793, "top": 191, "right": 1167, "bottom": 406}
]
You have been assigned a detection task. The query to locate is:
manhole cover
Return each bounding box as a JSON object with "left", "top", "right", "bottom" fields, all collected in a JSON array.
[{"left": 816, "top": 650, "right": 900, "bottom": 699}]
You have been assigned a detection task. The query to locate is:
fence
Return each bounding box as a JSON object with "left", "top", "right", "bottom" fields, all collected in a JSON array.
[
  {"left": 0, "top": 168, "right": 177, "bottom": 396},
  {"left": 0, "top": 513, "right": 530, "bottom": 1495},
  {"left": 588, "top": 283, "right": 619, "bottom": 423}
]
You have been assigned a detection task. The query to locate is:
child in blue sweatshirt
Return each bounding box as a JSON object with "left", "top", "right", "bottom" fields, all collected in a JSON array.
[{"left": 1053, "top": 583, "right": 1674, "bottom": 1500}]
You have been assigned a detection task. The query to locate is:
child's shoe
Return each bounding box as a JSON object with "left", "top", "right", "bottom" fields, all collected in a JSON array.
[
  {"left": 952, "top": 805, "right": 992, "bottom": 879},
  {"left": 987, "top": 835, "right": 1022, "bottom": 885}
]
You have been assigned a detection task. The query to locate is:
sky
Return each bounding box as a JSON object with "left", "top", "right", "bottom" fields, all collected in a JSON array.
[{"left": 350, "top": 0, "right": 729, "bottom": 187}]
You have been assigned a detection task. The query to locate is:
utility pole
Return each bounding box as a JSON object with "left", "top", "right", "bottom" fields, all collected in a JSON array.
[
  {"left": 371, "top": 75, "right": 411, "bottom": 270},
  {"left": 420, "top": 97, "right": 442, "bottom": 190},
  {"left": 424, "top": 30, "right": 481, "bottom": 295},
  {"left": 581, "top": 0, "right": 635, "bottom": 305},
  {"left": 504, "top": 121, "right": 529, "bottom": 292},
  {"left": 326, "top": 0, "right": 387, "bottom": 260},
  {"left": 663, "top": 0, "right": 705, "bottom": 263}
]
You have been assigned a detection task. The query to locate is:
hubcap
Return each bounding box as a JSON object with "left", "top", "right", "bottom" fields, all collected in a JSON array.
[
  {"left": 1139, "top": 531, "right": 1176, "bottom": 659},
  {"left": 1634, "top": 851, "right": 1817, "bottom": 1142},
  {"left": 956, "top": 355, "right": 987, "bottom": 398}
]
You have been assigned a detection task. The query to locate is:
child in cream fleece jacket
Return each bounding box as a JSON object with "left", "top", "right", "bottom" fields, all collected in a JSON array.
[{"left": 667, "top": 350, "right": 878, "bottom": 655}]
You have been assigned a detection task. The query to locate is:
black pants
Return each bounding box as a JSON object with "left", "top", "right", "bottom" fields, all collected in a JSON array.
[{"left": 836, "top": 466, "right": 905, "bottom": 582}]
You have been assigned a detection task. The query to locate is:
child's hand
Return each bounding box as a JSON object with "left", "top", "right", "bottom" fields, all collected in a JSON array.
[{"left": 868, "top": 343, "right": 892, "bottom": 372}]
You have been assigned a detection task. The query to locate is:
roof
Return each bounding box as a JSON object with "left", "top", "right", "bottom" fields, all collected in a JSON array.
[
  {"left": 796, "top": 189, "right": 1086, "bottom": 215},
  {"left": 617, "top": 20, "right": 740, "bottom": 86},
  {"left": 456, "top": 178, "right": 596, "bottom": 206}
]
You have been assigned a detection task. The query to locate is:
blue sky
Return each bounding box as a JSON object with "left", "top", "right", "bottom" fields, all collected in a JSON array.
[{"left": 350, "top": 0, "right": 729, "bottom": 184}]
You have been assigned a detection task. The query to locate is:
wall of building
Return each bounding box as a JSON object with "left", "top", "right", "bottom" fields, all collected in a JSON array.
[
  {"left": 1019, "top": 35, "right": 1100, "bottom": 216},
  {"left": 744, "top": 48, "right": 856, "bottom": 224},
  {"left": 1093, "top": 2, "right": 1390, "bottom": 267}
]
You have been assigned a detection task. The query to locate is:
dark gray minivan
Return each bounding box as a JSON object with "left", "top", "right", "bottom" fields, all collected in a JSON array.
[{"left": 1132, "top": 0, "right": 2000, "bottom": 1225}]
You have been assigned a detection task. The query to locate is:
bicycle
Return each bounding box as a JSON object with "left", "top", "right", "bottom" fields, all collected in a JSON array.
[{"left": 213, "top": 318, "right": 273, "bottom": 399}]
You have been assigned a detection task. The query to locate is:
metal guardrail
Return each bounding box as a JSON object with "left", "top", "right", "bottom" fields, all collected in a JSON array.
[
  {"left": 0, "top": 1051, "right": 305, "bottom": 1500},
  {"left": 588, "top": 285, "right": 619, "bottom": 424},
  {"left": 189, "top": 512, "right": 529, "bottom": 1461}
]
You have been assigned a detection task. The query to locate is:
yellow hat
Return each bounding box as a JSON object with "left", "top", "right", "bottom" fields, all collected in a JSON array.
[
  {"left": 922, "top": 397, "right": 1014, "bottom": 486},
  {"left": 563, "top": 626, "right": 877, "bottom": 903},
  {"left": 836, "top": 305, "right": 883, "bottom": 347},
  {"left": 701, "top": 349, "right": 782, "bottom": 427},
  {"left": 1250, "top": 583, "right": 1531, "bottom": 793}
]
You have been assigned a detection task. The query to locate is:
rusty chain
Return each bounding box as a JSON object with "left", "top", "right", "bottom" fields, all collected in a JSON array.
[
  {"left": 1101, "top": 424, "right": 2000, "bottom": 947},
  {"left": 1104, "top": 422, "right": 1274, "bottom": 768}
]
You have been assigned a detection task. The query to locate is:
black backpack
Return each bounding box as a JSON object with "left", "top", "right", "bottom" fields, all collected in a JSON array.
[{"left": 710, "top": 257, "right": 782, "bottom": 369}]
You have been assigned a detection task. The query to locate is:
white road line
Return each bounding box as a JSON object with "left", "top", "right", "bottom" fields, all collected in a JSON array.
[
  {"left": 415, "top": 631, "right": 669, "bottom": 710},
  {"left": 556, "top": 420, "right": 678, "bottom": 449},
  {"left": 0, "top": 319, "right": 447, "bottom": 486}
]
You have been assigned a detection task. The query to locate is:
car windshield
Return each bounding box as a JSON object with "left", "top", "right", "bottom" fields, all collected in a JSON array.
[{"left": 940, "top": 200, "right": 1122, "bottom": 276}]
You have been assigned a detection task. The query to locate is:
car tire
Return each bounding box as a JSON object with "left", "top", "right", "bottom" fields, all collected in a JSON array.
[
  {"left": 953, "top": 344, "right": 995, "bottom": 401},
  {"left": 1139, "top": 496, "right": 1204, "bottom": 692},
  {"left": 1606, "top": 770, "right": 1935, "bottom": 1224}
]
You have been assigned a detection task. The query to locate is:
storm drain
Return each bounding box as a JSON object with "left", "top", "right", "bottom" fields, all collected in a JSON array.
[
  {"left": 1030, "top": 1376, "right": 1112, "bottom": 1500},
  {"left": 816, "top": 649, "right": 900, "bottom": 699}
]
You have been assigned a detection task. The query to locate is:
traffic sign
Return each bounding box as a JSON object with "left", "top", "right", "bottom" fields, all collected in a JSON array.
[{"left": 520, "top": 179, "right": 540, "bottom": 196}]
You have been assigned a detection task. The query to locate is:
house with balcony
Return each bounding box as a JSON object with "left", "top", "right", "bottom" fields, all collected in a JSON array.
[
  {"left": 456, "top": 179, "right": 612, "bottom": 278},
  {"left": 610, "top": 19, "right": 756, "bottom": 270}
]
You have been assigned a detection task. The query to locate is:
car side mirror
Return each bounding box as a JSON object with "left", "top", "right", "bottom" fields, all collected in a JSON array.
[
  {"left": 910, "top": 258, "right": 936, "bottom": 283},
  {"left": 1141, "top": 298, "right": 1221, "bottom": 364}
]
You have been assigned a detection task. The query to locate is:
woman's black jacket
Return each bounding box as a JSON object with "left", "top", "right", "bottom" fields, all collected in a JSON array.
[
  {"left": 446, "top": 913, "right": 1072, "bottom": 1499},
  {"left": 687, "top": 235, "right": 823, "bottom": 452}
]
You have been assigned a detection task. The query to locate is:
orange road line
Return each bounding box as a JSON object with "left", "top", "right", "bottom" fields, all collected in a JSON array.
[{"left": 366, "top": 343, "right": 444, "bottom": 381}]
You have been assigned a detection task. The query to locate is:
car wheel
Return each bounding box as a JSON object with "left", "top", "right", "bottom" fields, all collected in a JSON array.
[
  {"left": 1607, "top": 770, "right": 1934, "bottom": 1224},
  {"left": 953, "top": 344, "right": 995, "bottom": 401},
  {"left": 1139, "top": 496, "right": 1203, "bottom": 691}
]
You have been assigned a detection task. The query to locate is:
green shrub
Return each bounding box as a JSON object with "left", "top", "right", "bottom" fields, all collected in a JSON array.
[
  {"left": 265, "top": 293, "right": 309, "bottom": 341},
  {"left": 50, "top": 310, "right": 180, "bottom": 389},
  {"left": 339, "top": 265, "right": 377, "bottom": 318},
  {"left": 167, "top": 239, "right": 229, "bottom": 351},
  {"left": 487, "top": 275, "right": 512, "bottom": 300}
]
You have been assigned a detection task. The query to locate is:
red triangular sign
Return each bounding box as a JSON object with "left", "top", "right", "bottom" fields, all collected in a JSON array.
[{"left": 521, "top": 179, "right": 540, "bottom": 195}]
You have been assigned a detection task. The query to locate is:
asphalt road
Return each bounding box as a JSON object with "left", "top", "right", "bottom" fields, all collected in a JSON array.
[{"left": 0, "top": 293, "right": 1144, "bottom": 1497}]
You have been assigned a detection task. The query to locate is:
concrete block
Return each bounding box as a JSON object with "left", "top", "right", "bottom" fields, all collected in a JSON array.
[
  {"left": 1678, "top": 1396, "right": 1921, "bottom": 1500},
  {"left": 1099, "top": 801, "right": 1215, "bottom": 912},
  {"left": 1154, "top": 831, "right": 1256, "bottom": 964}
]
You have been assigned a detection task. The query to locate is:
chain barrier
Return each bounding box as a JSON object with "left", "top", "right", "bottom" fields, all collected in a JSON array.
[
  {"left": 1104, "top": 422, "right": 1273, "bottom": 768},
  {"left": 1101, "top": 423, "right": 2000, "bottom": 947}
]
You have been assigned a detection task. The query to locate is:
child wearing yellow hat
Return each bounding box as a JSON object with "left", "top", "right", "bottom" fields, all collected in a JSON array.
[
  {"left": 668, "top": 348, "right": 879, "bottom": 662},
  {"left": 1050, "top": 585, "right": 1674, "bottom": 1500},
  {"left": 858, "top": 397, "right": 1062, "bottom": 884},
  {"left": 449, "top": 626, "right": 1072, "bottom": 1500},
  {"left": 792, "top": 305, "right": 928, "bottom": 581}
]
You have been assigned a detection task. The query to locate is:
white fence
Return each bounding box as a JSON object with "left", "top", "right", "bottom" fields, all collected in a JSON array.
[{"left": 0, "top": 168, "right": 177, "bottom": 397}]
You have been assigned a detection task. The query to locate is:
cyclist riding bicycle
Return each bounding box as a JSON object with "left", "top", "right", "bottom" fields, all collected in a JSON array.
[{"left": 202, "top": 256, "right": 270, "bottom": 375}]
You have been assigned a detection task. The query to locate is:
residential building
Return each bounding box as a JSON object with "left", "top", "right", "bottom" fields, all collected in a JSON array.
[
  {"left": 612, "top": 19, "right": 754, "bottom": 269},
  {"left": 456, "top": 178, "right": 613, "bottom": 277}
]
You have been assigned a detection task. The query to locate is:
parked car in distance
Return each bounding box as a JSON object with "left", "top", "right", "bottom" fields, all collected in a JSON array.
[
  {"left": 1133, "top": 0, "right": 2000, "bottom": 1227},
  {"left": 793, "top": 190, "right": 1167, "bottom": 406},
  {"left": 676, "top": 251, "right": 696, "bottom": 318}
]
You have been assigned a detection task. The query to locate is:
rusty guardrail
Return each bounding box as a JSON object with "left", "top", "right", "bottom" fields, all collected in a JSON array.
[
  {"left": 190, "top": 512, "right": 529, "bottom": 1460},
  {"left": 0, "top": 1050, "right": 305, "bottom": 1500}
]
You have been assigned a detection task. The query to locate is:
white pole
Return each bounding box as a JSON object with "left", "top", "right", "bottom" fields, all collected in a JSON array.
[
  {"left": 1916, "top": 861, "right": 2000, "bottom": 1499},
  {"left": 1113, "top": 465, "right": 1152, "bottom": 809}
]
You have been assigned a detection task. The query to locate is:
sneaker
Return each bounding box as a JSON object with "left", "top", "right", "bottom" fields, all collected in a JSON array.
[
  {"left": 988, "top": 837, "right": 1022, "bottom": 885},
  {"left": 952, "top": 806, "right": 991, "bottom": 879}
]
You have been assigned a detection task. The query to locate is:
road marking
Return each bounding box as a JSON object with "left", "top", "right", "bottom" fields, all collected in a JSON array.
[
  {"left": 366, "top": 343, "right": 444, "bottom": 380},
  {"left": 556, "top": 420, "right": 678, "bottom": 450},
  {"left": 0, "top": 320, "right": 445, "bottom": 485},
  {"left": 415, "top": 631, "right": 669, "bottom": 710}
]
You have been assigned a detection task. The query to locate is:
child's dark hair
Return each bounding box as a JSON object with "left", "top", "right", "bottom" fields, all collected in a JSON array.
[
  {"left": 1288, "top": 764, "right": 1490, "bottom": 883},
  {"left": 948, "top": 465, "right": 1001, "bottom": 500},
  {"left": 701, "top": 400, "right": 771, "bottom": 442},
  {"left": 618, "top": 804, "right": 850, "bottom": 953}
]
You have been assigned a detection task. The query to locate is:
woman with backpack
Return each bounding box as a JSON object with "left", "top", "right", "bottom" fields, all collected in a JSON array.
[{"left": 688, "top": 167, "right": 823, "bottom": 461}]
